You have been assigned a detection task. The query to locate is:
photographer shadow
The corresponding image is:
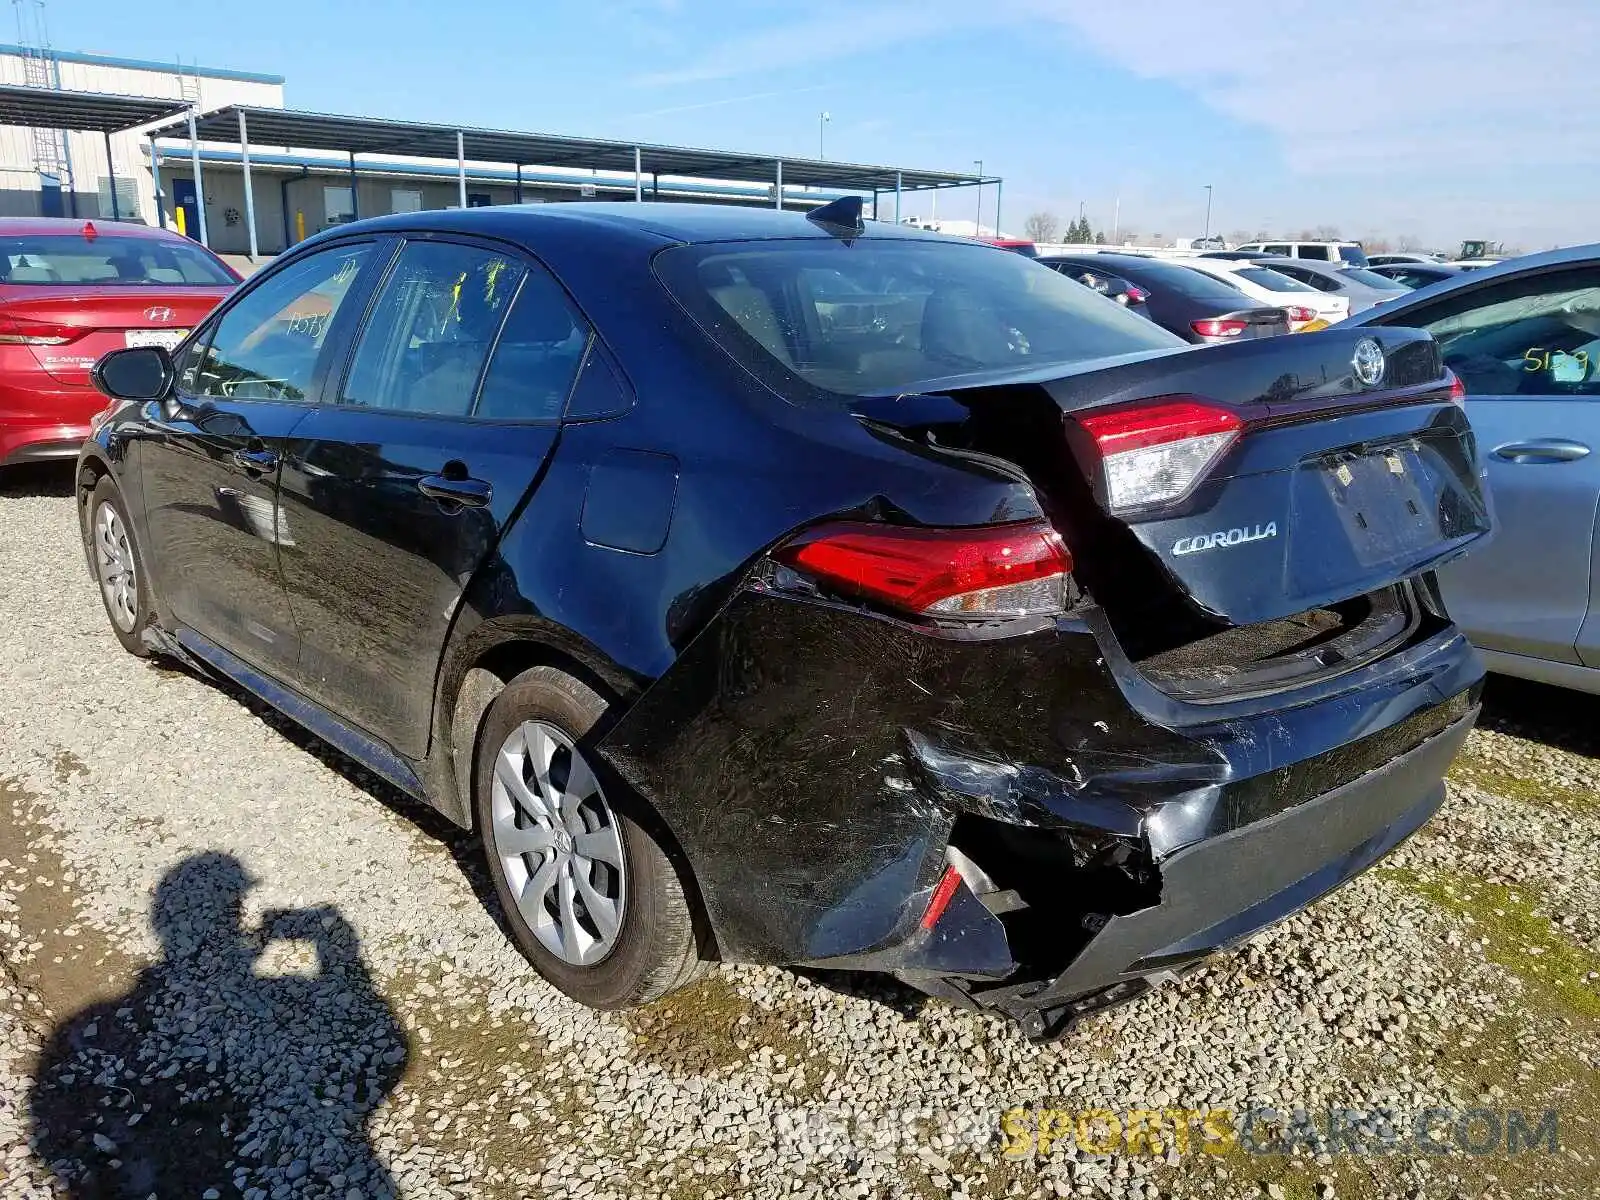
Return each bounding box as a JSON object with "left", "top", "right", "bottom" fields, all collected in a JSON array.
[{"left": 28, "top": 852, "right": 409, "bottom": 1198}]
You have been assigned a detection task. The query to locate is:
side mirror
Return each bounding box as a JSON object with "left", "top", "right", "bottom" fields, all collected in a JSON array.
[{"left": 91, "top": 346, "right": 174, "bottom": 402}]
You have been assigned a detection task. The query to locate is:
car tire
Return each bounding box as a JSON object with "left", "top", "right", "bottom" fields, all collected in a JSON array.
[
  {"left": 473, "top": 666, "right": 704, "bottom": 1009},
  {"left": 82, "top": 475, "right": 155, "bottom": 658}
]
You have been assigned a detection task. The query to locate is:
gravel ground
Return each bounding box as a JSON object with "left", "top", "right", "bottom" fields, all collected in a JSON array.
[{"left": 1, "top": 462, "right": 1598, "bottom": 1200}]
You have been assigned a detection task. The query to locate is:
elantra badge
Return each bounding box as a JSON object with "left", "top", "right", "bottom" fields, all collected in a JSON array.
[
  {"left": 1352, "top": 337, "right": 1386, "bottom": 388},
  {"left": 1172, "top": 523, "right": 1278, "bottom": 556},
  {"left": 144, "top": 306, "right": 176, "bottom": 323}
]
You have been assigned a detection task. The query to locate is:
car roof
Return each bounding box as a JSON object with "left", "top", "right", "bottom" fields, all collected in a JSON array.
[
  {"left": 1349, "top": 242, "right": 1600, "bottom": 323},
  {"left": 331, "top": 202, "right": 952, "bottom": 248},
  {"left": 0, "top": 217, "right": 188, "bottom": 241}
]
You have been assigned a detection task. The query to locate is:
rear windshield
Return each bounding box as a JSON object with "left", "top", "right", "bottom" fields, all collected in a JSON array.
[
  {"left": 0, "top": 234, "right": 236, "bottom": 286},
  {"left": 1337, "top": 245, "right": 1370, "bottom": 266},
  {"left": 1098, "top": 257, "right": 1252, "bottom": 303},
  {"left": 1339, "top": 267, "right": 1405, "bottom": 289},
  {"left": 1236, "top": 267, "right": 1318, "bottom": 292},
  {"left": 655, "top": 239, "right": 1179, "bottom": 399}
]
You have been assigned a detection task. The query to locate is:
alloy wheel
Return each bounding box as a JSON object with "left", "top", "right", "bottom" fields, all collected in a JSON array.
[
  {"left": 489, "top": 720, "right": 626, "bottom": 966},
  {"left": 93, "top": 501, "right": 138, "bottom": 633}
]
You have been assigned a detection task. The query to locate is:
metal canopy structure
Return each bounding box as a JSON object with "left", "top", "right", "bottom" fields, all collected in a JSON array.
[
  {"left": 0, "top": 83, "right": 190, "bottom": 133},
  {"left": 146, "top": 104, "right": 1003, "bottom": 259},
  {"left": 0, "top": 84, "right": 194, "bottom": 222}
]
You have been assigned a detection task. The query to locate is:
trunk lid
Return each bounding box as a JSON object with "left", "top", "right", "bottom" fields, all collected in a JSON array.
[
  {"left": 1196, "top": 307, "right": 1288, "bottom": 341},
  {"left": 0, "top": 285, "right": 229, "bottom": 386},
  {"left": 854, "top": 327, "right": 1489, "bottom": 632}
]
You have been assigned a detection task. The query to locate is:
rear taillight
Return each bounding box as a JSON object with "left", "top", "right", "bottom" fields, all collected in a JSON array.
[
  {"left": 1075, "top": 396, "right": 1243, "bottom": 512},
  {"left": 1191, "top": 317, "right": 1247, "bottom": 338},
  {"left": 0, "top": 315, "right": 84, "bottom": 345},
  {"left": 1447, "top": 369, "right": 1466, "bottom": 406},
  {"left": 1285, "top": 305, "right": 1316, "bottom": 324},
  {"left": 775, "top": 519, "right": 1072, "bottom": 619},
  {"left": 1125, "top": 285, "right": 1149, "bottom": 304}
]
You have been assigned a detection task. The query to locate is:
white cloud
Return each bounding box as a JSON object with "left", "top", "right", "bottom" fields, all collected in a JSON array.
[{"left": 1018, "top": 0, "right": 1600, "bottom": 174}]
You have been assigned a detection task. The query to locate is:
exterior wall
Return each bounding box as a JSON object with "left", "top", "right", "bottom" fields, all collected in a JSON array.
[{"left": 0, "top": 46, "right": 284, "bottom": 225}]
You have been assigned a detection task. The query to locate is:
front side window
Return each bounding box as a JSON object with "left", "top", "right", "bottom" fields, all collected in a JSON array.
[
  {"left": 191, "top": 242, "right": 372, "bottom": 402},
  {"left": 655, "top": 239, "right": 1179, "bottom": 400},
  {"left": 340, "top": 240, "right": 524, "bottom": 417},
  {"left": 1393, "top": 268, "right": 1600, "bottom": 396}
]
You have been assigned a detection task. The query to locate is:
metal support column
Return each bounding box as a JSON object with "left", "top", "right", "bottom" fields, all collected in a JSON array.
[
  {"left": 633, "top": 147, "right": 642, "bottom": 201},
  {"left": 348, "top": 152, "right": 359, "bottom": 220},
  {"left": 103, "top": 131, "right": 120, "bottom": 219},
  {"left": 652, "top": 172, "right": 659, "bottom": 199},
  {"left": 774, "top": 160, "right": 783, "bottom": 210},
  {"left": 238, "top": 109, "right": 258, "bottom": 260},
  {"left": 894, "top": 171, "right": 902, "bottom": 223},
  {"left": 187, "top": 109, "right": 209, "bottom": 247},
  {"left": 456, "top": 130, "right": 467, "bottom": 208},
  {"left": 149, "top": 135, "right": 165, "bottom": 229},
  {"left": 994, "top": 179, "right": 1003, "bottom": 240},
  {"left": 515, "top": 164, "right": 523, "bottom": 204}
]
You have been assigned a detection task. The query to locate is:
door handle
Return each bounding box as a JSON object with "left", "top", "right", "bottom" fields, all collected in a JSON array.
[
  {"left": 1491, "top": 438, "right": 1592, "bottom": 464},
  {"left": 232, "top": 446, "right": 279, "bottom": 473},
  {"left": 418, "top": 473, "right": 492, "bottom": 509}
]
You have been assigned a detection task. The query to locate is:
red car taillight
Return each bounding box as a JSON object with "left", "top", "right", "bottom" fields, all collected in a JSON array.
[
  {"left": 1447, "top": 369, "right": 1466, "bottom": 407},
  {"left": 1285, "top": 305, "right": 1316, "bottom": 324},
  {"left": 0, "top": 315, "right": 85, "bottom": 345},
  {"left": 1191, "top": 317, "right": 1247, "bottom": 338},
  {"left": 1125, "top": 285, "right": 1149, "bottom": 304},
  {"left": 1075, "top": 396, "right": 1243, "bottom": 512},
  {"left": 775, "top": 519, "right": 1072, "bottom": 619}
]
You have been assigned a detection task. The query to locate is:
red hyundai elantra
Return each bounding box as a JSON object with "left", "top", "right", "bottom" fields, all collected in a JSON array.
[{"left": 0, "top": 217, "right": 239, "bottom": 468}]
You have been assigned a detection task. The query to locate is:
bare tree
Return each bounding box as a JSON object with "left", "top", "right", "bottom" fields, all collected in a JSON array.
[
  {"left": 1225, "top": 229, "right": 1254, "bottom": 247},
  {"left": 1312, "top": 224, "right": 1342, "bottom": 240},
  {"left": 1396, "top": 233, "right": 1424, "bottom": 251},
  {"left": 1024, "top": 211, "right": 1062, "bottom": 242}
]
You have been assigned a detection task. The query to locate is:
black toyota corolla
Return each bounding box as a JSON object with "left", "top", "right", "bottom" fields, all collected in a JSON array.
[{"left": 76, "top": 200, "right": 1489, "bottom": 1039}]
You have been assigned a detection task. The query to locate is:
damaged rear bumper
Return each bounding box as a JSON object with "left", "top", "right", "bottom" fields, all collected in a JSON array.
[
  {"left": 596, "top": 586, "right": 1481, "bottom": 1032},
  {"left": 899, "top": 713, "right": 1466, "bottom": 1039}
]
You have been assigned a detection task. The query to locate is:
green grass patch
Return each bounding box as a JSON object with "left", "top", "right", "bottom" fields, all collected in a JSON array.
[{"left": 1446, "top": 752, "right": 1598, "bottom": 815}]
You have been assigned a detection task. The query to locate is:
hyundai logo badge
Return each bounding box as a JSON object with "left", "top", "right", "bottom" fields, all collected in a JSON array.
[
  {"left": 144, "top": 306, "right": 176, "bottom": 323},
  {"left": 1352, "top": 337, "right": 1386, "bottom": 388}
]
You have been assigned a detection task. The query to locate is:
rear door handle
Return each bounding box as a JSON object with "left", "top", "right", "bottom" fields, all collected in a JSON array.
[
  {"left": 418, "top": 473, "right": 492, "bottom": 509},
  {"left": 232, "top": 446, "right": 279, "bottom": 473},
  {"left": 1491, "top": 438, "right": 1592, "bottom": 464}
]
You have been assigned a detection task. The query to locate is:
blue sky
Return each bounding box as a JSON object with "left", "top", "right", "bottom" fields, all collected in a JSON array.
[{"left": 38, "top": 0, "right": 1600, "bottom": 249}]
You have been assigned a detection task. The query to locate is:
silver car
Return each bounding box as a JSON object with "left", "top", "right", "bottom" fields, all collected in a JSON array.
[
  {"left": 1350, "top": 244, "right": 1600, "bottom": 693},
  {"left": 1257, "top": 257, "right": 1410, "bottom": 315}
]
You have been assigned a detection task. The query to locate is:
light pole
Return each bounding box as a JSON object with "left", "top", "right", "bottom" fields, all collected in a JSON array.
[
  {"left": 1203, "top": 184, "right": 1213, "bottom": 242},
  {"left": 819, "top": 111, "right": 831, "bottom": 159},
  {"left": 973, "top": 159, "right": 984, "bottom": 236}
]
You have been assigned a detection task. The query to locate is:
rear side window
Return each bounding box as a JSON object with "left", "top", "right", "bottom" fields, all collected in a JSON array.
[
  {"left": 192, "top": 242, "right": 371, "bottom": 402},
  {"left": 1298, "top": 245, "right": 1332, "bottom": 260},
  {"left": 655, "top": 240, "right": 1178, "bottom": 400},
  {"left": 1386, "top": 267, "right": 1600, "bottom": 396},
  {"left": 341, "top": 241, "right": 523, "bottom": 417},
  {"left": 1263, "top": 244, "right": 1291, "bottom": 256},
  {"left": 1337, "top": 245, "right": 1369, "bottom": 266},
  {"left": 1273, "top": 264, "right": 1338, "bottom": 292},
  {"left": 1341, "top": 267, "right": 1405, "bottom": 290},
  {"left": 0, "top": 233, "right": 237, "bottom": 285},
  {"left": 474, "top": 268, "right": 590, "bottom": 421}
]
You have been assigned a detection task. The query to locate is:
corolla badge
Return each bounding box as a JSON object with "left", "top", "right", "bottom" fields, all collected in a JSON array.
[
  {"left": 1352, "top": 337, "right": 1386, "bottom": 387},
  {"left": 144, "top": 305, "right": 176, "bottom": 323},
  {"left": 1172, "top": 523, "right": 1278, "bottom": 556}
]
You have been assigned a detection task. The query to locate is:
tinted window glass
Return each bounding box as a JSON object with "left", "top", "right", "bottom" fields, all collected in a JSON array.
[
  {"left": 1086, "top": 257, "right": 1248, "bottom": 303},
  {"left": 474, "top": 268, "right": 589, "bottom": 421},
  {"left": 1236, "top": 267, "right": 1318, "bottom": 292},
  {"left": 1299, "top": 245, "right": 1332, "bottom": 260},
  {"left": 1337, "top": 245, "right": 1369, "bottom": 266},
  {"left": 1273, "top": 265, "right": 1338, "bottom": 292},
  {"left": 1340, "top": 267, "right": 1406, "bottom": 289},
  {"left": 657, "top": 241, "right": 1179, "bottom": 399},
  {"left": 0, "top": 234, "right": 237, "bottom": 285},
  {"left": 341, "top": 241, "right": 523, "bottom": 416},
  {"left": 1393, "top": 268, "right": 1600, "bottom": 396},
  {"left": 192, "top": 242, "right": 371, "bottom": 401},
  {"left": 1263, "top": 244, "right": 1291, "bottom": 256}
]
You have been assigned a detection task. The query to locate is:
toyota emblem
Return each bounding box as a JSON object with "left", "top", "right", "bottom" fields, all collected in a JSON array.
[
  {"left": 1352, "top": 337, "right": 1386, "bottom": 388},
  {"left": 144, "top": 306, "right": 175, "bottom": 323}
]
